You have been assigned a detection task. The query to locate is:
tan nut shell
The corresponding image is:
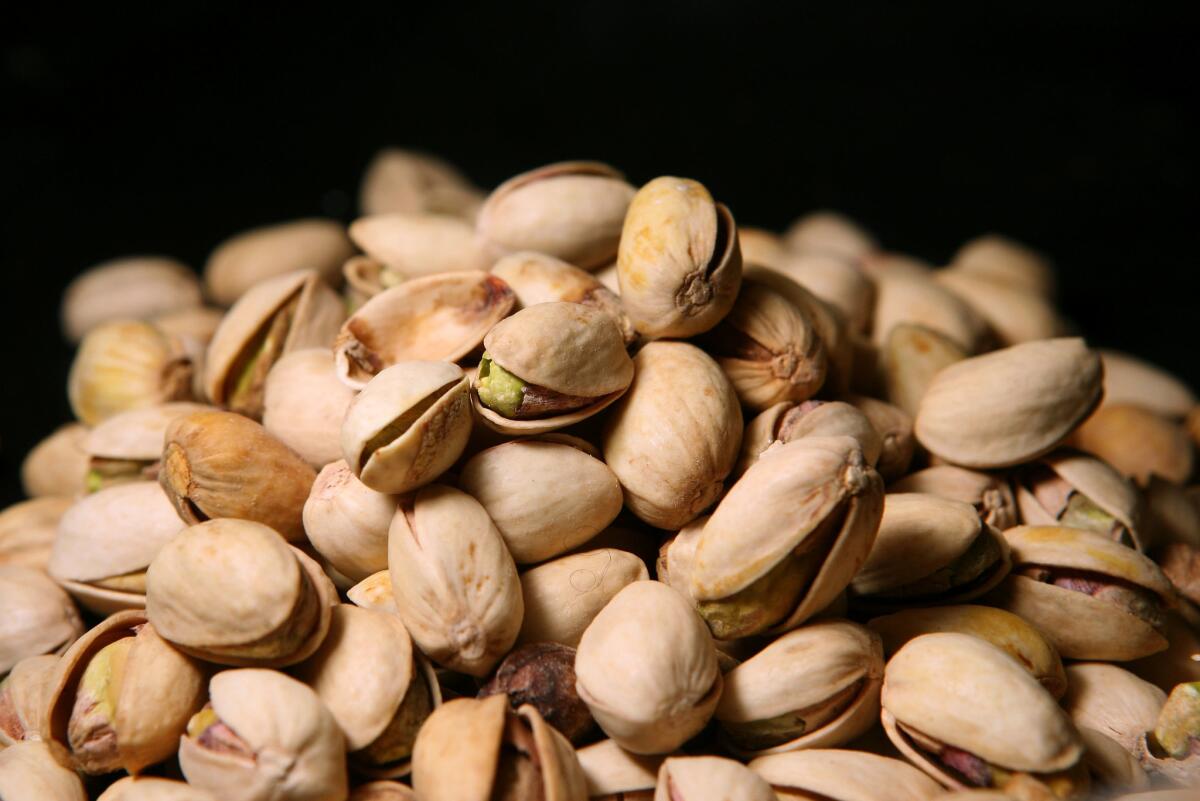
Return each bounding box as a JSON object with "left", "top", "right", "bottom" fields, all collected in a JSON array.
[
  {"left": 203, "top": 219, "right": 352, "bottom": 306},
  {"left": 0, "top": 566, "right": 83, "bottom": 674},
  {"left": 749, "top": 749, "right": 944, "bottom": 801},
  {"left": 262, "top": 349, "right": 356, "bottom": 468},
  {"left": 575, "top": 580, "right": 721, "bottom": 754},
  {"left": 518, "top": 548, "right": 649, "bottom": 648},
  {"left": 0, "top": 496, "right": 72, "bottom": 571},
  {"left": 1099, "top": 350, "right": 1196, "bottom": 418},
  {"left": 602, "top": 342, "right": 743, "bottom": 530},
  {"left": 21, "top": 424, "right": 89, "bottom": 498},
  {"left": 842, "top": 394, "right": 915, "bottom": 482},
  {"left": 151, "top": 306, "right": 226, "bottom": 346},
  {"left": 737, "top": 401, "right": 882, "bottom": 479},
  {"left": 784, "top": 211, "right": 877, "bottom": 260},
  {"left": 62, "top": 256, "right": 203, "bottom": 343},
  {"left": 935, "top": 269, "right": 1062, "bottom": 346},
  {"left": 349, "top": 213, "right": 490, "bottom": 276},
  {"left": 146, "top": 519, "right": 336, "bottom": 667},
  {"left": 85, "top": 403, "right": 211, "bottom": 462},
  {"left": 881, "top": 633, "right": 1084, "bottom": 775},
  {"left": 387, "top": 485, "right": 523, "bottom": 676},
  {"left": 716, "top": 620, "right": 884, "bottom": 756},
  {"left": 1079, "top": 727, "right": 1150, "bottom": 793},
  {"left": 46, "top": 610, "right": 205, "bottom": 774},
  {"left": 346, "top": 571, "right": 397, "bottom": 614},
  {"left": 1070, "top": 404, "right": 1194, "bottom": 485},
  {"left": 771, "top": 251, "right": 875, "bottom": 334},
  {"left": 738, "top": 226, "right": 788, "bottom": 270},
  {"left": 0, "top": 654, "right": 60, "bottom": 746},
  {"left": 359, "top": 148, "right": 483, "bottom": 219},
  {"left": 654, "top": 756, "right": 776, "bottom": 801},
  {"left": 1015, "top": 450, "right": 1141, "bottom": 545},
  {"left": 576, "top": 738, "right": 663, "bottom": 796},
  {"left": 1061, "top": 663, "right": 1165, "bottom": 755},
  {"left": 340, "top": 361, "right": 472, "bottom": 494},
  {"left": 98, "top": 776, "right": 218, "bottom": 801},
  {"left": 178, "top": 669, "right": 348, "bottom": 801},
  {"left": 459, "top": 440, "right": 623, "bottom": 563},
  {"left": 303, "top": 460, "right": 394, "bottom": 582},
  {"left": 334, "top": 270, "right": 515, "bottom": 389},
  {"left": 478, "top": 161, "right": 635, "bottom": 270},
  {"left": 871, "top": 272, "right": 987, "bottom": 353},
  {"left": 888, "top": 465, "right": 1020, "bottom": 532},
  {"left": 950, "top": 234, "right": 1055, "bottom": 299},
  {"left": 915, "top": 338, "right": 1104, "bottom": 468},
  {"left": 868, "top": 604, "right": 1066, "bottom": 698},
  {"left": 0, "top": 740, "right": 87, "bottom": 801},
  {"left": 347, "top": 782, "right": 416, "bottom": 801},
  {"left": 617, "top": 176, "right": 742, "bottom": 339},
  {"left": 881, "top": 323, "right": 968, "bottom": 418},
  {"left": 690, "top": 436, "right": 884, "bottom": 633}
]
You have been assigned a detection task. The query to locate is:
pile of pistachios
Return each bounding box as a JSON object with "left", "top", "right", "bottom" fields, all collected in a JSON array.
[{"left": 4, "top": 151, "right": 1200, "bottom": 801}]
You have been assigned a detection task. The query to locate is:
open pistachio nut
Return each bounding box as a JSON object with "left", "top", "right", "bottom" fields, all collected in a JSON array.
[
  {"left": 736, "top": 400, "right": 882, "bottom": 479},
  {"left": 478, "top": 642, "right": 594, "bottom": 745},
  {"left": 653, "top": 755, "right": 776, "bottom": 801},
  {"left": 0, "top": 566, "right": 83, "bottom": 675},
  {"left": 1013, "top": 449, "right": 1143, "bottom": 549},
  {"left": 517, "top": 548, "right": 649, "bottom": 648},
  {"left": 576, "top": 738, "right": 663, "bottom": 800},
  {"left": 1139, "top": 680, "right": 1200, "bottom": 785},
  {"left": 748, "top": 748, "right": 945, "bottom": 801},
  {"left": 21, "top": 423, "right": 90, "bottom": 498},
  {"left": 342, "top": 255, "right": 403, "bottom": 309},
  {"left": 0, "top": 654, "right": 60, "bottom": 746},
  {"left": 262, "top": 348, "right": 357, "bottom": 468},
  {"left": 889, "top": 465, "right": 1020, "bottom": 532},
  {"left": 83, "top": 403, "right": 210, "bottom": 492},
  {"left": 349, "top": 212, "right": 491, "bottom": 277},
  {"left": 0, "top": 496, "right": 72, "bottom": 572},
  {"left": 302, "top": 460, "right": 395, "bottom": 582}
]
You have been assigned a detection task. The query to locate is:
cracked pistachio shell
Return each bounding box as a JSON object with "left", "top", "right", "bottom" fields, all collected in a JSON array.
[
  {"left": 935, "top": 269, "right": 1063, "bottom": 346},
  {"left": 950, "top": 234, "right": 1056, "bottom": 299},
  {"left": 340, "top": 361, "right": 472, "bottom": 494},
  {"left": 359, "top": 148, "right": 483, "bottom": 219},
  {"left": 387, "top": 485, "right": 522, "bottom": 676},
  {"left": 262, "top": 349, "right": 357, "bottom": 469},
  {"left": 85, "top": 403, "right": 211, "bottom": 464},
  {"left": 69, "top": 320, "right": 195, "bottom": 426},
  {"left": 881, "top": 633, "right": 1085, "bottom": 780},
  {"left": 1070, "top": 404, "right": 1194, "bottom": 485},
  {"left": 45, "top": 610, "right": 204, "bottom": 775},
  {"left": 146, "top": 519, "right": 336, "bottom": 667},
  {"left": 736, "top": 400, "right": 882, "bottom": 479},
  {"left": 768, "top": 251, "right": 875, "bottom": 334},
  {"left": 203, "top": 270, "right": 345, "bottom": 418},
  {"left": 690, "top": 436, "right": 884, "bottom": 637},
  {"left": 867, "top": 605, "right": 1066, "bottom": 699},
  {"left": 0, "top": 496, "right": 72, "bottom": 571},
  {"left": 0, "top": 654, "right": 60, "bottom": 746},
  {"left": 842, "top": 394, "right": 914, "bottom": 481},
  {"left": 346, "top": 570, "right": 396, "bottom": 614},
  {"left": 602, "top": 342, "right": 742, "bottom": 530},
  {"left": 1061, "top": 663, "right": 1165, "bottom": 756},
  {"left": 716, "top": 620, "right": 884, "bottom": 757},
  {"left": 160, "top": 410, "right": 316, "bottom": 541},
  {"left": 1014, "top": 450, "right": 1142, "bottom": 548},
  {"left": 749, "top": 749, "right": 944, "bottom": 801},
  {"left": 654, "top": 756, "right": 776, "bottom": 801},
  {"left": 61, "top": 256, "right": 203, "bottom": 343},
  {"left": 203, "top": 219, "right": 352, "bottom": 307},
  {"left": 699, "top": 279, "right": 827, "bottom": 410},
  {"left": 915, "top": 338, "right": 1104, "bottom": 469},
  {"left": 98, "top": 776, "right": 219, "bottom": 801},
  {"left": 575, "top": 581, "right": 721, "bottom": 754},
  {"left": 849, "top": 493, "right": 1010, "bottom": 608},
  {"left": 48, "top": 482, "right": 186, "bottom": 614},
  {"left": 783, "top": 211, "right": 877, "bottom": 260},
  {"left": 459, "top": 439, "right": 623, "bottom": 563},
  {"left": 478, "top": 161, "right": 635, "bottom": 270},
  {"left": 303, "top": 461, "right": 395, "bottom": 582},
  {"left": 617, "top": 176, "right": 742, "bottom": 339},
  {"left": 888, "top": 466, "right": 1020, "bottom": 532},
  {"left": 179, "top": 669, "right": 348, "bottom": 801},
  {"left": 881, "top": 323, "right": 968, "bottom": 418},
  {"left": 0, "top": 740, "right": 87, "bottom": 801},
  {"left": 1079, "top": 727, "right": 1150, "bottom": 794},
  {"left": 342, "top": 255, "right": 403, "bottom": 308},
  {"left": 21, "top": 424, "right": 89, "bottom": 498},
  {"left": 577, "top": 738, "right": 663, "bottom": 798},
  {"left": 518, "top": 548, "right": 649, "bottom": 648},
  {"left": 1099, "top": 350, "right": 1196, "bottom": 418},
  {"left": 0, "top": 566, "right": 83, "bottom": 674},
  {"left": 871, "top": 272, "right": 987, "bottom": 353},
  {"left": 350, "top": 213, "right": 491, "bottom": 277},
  {"left": 989, "top": 526, "right": 1174, "bottom": 661},
  {"left": 491, "top": 251, "right": 637, "bottom": 344},
  {"left": 334, "top": 270, "right": 515, "bottom": 389}
]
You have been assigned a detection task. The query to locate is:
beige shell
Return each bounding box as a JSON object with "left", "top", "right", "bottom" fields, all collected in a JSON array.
[
  {"left": 1079, "top": 727, "right": 1150, "bottom": 794},
  {"left": 871, "top": 272, "right": 987, "bottom": 352},
  {"left": 0, "top": 740, "right": 87, "bottom": 801},
  {"left": 85, "top": 402, "right": 211, "bottom": 462},
  {"left": 1070, "top": 404, "right": 1193, "bottom": 485},
  {"left": 749, "top": 749, "right": 944, "bottom": 801},
  {"left": 359, "top": 148, "right": 483, "bottom": 219},
  {"left": 617, "top": 176, "right": 742, "bottom": 339},
  {"left": 347, "top": 782, "right": 416, "bottom": 801},
  {"left": 350, "top": 213, "right": 491, "bottom": 276},
  {"left": 576, "top": 738, "right": 663, "bottom": 796},
  {"left": 45, "top": 610, "right": 205, "bottom": 775},
  {"left": 860, "top": 251, "right": 934, "bottom": 282},
  {"left": 151, "top": 306, "right": 226, "bottom": 346},
  {"left": 888, "top": 465, "right": 1020, "bottom": 532},
  {"left": 842, "top": 394, "right": 915, "bottom": 481},
  {"left": 1127, "top": 610, "right": 1200, "bottom": 692},
  {"left": 387, "top": 485, "right": 523, "bottom": 676},
  {"left": 1013, "top": 449, "right": 1142, "bottom": 547},
  {"left": 658, "top": 516, "right": 706, "bottom": 600},
  {"left": 715, "top": 620, "right": 884, "bottom": 757},
  {"left": 949, "top": 234, "right": 1055, "bottom": 299},
  {"left": 98, "top": 776, "right": 219, "bottom": 800},
  {"left": 178, "top": 668, "right": 348, "bottom": 801},
  {"left": 783, "top": 211, "right": 877, "bottom": 260},
  {"left": 770, "top": 251, "right": 875, "bottom": 334},
  {"left": 302, "top": 460, "right": 394, "bottom": 582},
  {"left": 1099, "top": 350, "right": 1196, "bottom": 418},
  {"left": 0, "top": 566, "right": 83, "bottom": 674},
  {"left": 159, "top": 410, "right": 316, "bottom": 541},
  {"left": 340, "top": 361, "right": 472, "bottom": 494},
  {"left": 342, "top": 255, "right": 403, "bottom": 308},
  {"left": 935, "top": 269, "right": 1062, "bottom": 346},
  {"left": 654, "top": 756, "right": 776, "bottom": 801},
  {"left": 738, "top": 226, "right": 788, "bottom": 270},
  {"left": 0, "top": 654, "right": 60, "bottom": 746},
  {"left": 459, "top": 439, "right": 623, "bottom": 563},
  {"left": 411, "top": 695, "right": 588, "bottom": 801},
  {"left": 736, "top": 401, "right": 882, "bottom": 479},
  {"left": 602, "top": 342, "right": 743, "bottom": 530},
  {"left": 881, "top": 323, "right": 968, "bottom": 418},
  {"left": 145, "top": 519, "right": 336, "bottom": 667},
  {"left": 0, "top": 496, "right": 72, "bottom": 571},
  {"left": 490, "top": 251, "right": 637, "bottom": 344},
  {"left": 203, "top": 218, "right": 352, "bottom": 306},
  {"left": 690, "top": 436, "right": 884, "bottom": 636},
  {"left": 1061, "top": 663, "right": 1165, "bottom": 755},
  {"left": 334, "top": 270, "right": 515, "bottom": 389},
  {"left": 518, "top": 548, "right": 649, "bottom": 648},
  {"left": 867, "top": 604, "right": 1066, "bottom": 698},
  {"left": 261, "top": 349, "right": 356, "bottom": 468},
  {"left": 478, "top": 161, "right": 635, "bottom": 270},
  {"left": 915, "top": 338, "right": 1104, "bottom": 468},
  {"left": 346, "top": 570, "right": 397, "bottom": 614},
  {"left": 21, "top": 424, "right": 89, "bottom": 498},
  {"left": 881, "top": 633, "right": 1084, "bottom": 778},
  {"left": 62, "top": 256, "right": 203, "bottom": 343}
]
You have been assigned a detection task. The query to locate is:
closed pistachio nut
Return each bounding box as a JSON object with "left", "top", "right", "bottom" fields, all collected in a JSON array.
[
  {"left": 0, "top": 496, "right": 72, "bottom": 571},
  {"left": 350, "top": 212, "right": 491, "bottom": 277},
  {"left": 949, "top": 234, "right": 1056, "bottom": 299},
  {"left": 97, "top": 777, "right": 218, "bottom": 800},
  {"left": 0, "top": 654, "right": 60, "bottom": 746},
  {"left": 0, "top": 566, "right": 83, "bottom": 675},
  {"left": 203, "top": 218, "right": 352, "bottom": 307},
  {"left": 935, "top": 269, "right": 1062, "bottom": 346},
  {"left": 0, "top": 740, "right": 87, "bottom": 801},
  {"left": 1098, "top": 350, "right": 1196, "bottom": 418},
  {"left": 151, "top": 306, "right": 225, "bottom": 347},
  {"left": 871, "top": 271, "right": 987, "bottom": 353},
  {"left": 302, "top": 460, "right": 394, "bottom": 582},
  {"left": 21, "top": 424, "right": 89, "bottom": 498},
  {"left": 61, "top": 256, "right": 202, "bottom": 343},
  {"left": 518, "top": 548, "right": 649, "bottom": 647},
  {"left": 1060, "top": 662, "right": 1165, "bottom": 758},
  {"left": 653, "top": 756, "right": 776, "bottom": 801},
  {"left": 888, "top": 465, "right": 1019, "bottom": 532},
  {"left": 783, "top": 211, "right": 877, "bottom": 260},
  {"left": 617, "top": 176, "right": 742, "bottom": 339},
  {"left": 1012, "top": 449, "right": 1142, "bottom": 549},
  {"left": 749, "top": 749, "right": 944, "bottom": 801},
  {"left": 262, "top": 349, "right": 356, "bottom": 468},
  {"left": 1070, "top": 404, "right": 1194, "bottom": 486},
  {"left": 769, "top": 251, "right": 875, "bottom": 334},
  {"left": 359, "top": 148, "right": 483, "bottom": 219}
]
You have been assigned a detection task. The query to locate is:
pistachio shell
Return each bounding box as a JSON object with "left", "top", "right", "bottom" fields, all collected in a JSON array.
[
  {"left": 98, "top": 776, "right": 219, "bottom": 801},
  {"left": 350, "top": 213, "right": 491, "bottom": 276},
  {"left": 888, "top": 466, "right": 1020, "bottom": 532},
  {"left": 915, "top": 338, "right": 1104, "bottom": 468},
  {"left": 1061, "top": 663, "right": 1165, "bottom": 755},
  {"left": 262, "top": 349, "right": 356, "bottom": 468},
  {"left": 783, "top": 211, "right": 877, "bottom": 260},
  {"left": 749, "top": 749, "right": 944, "bottom": 801},
  {"left": 342, "top": 255, "right": 402, "bottom": 307},
  {"left": 0, "top": 566, "right": 83, "bottom": 674},
  {"left": 21, "top": 424, "right": 89, "bottom": 498},
  {"left": 0, "top": 496, "right": 72, "bottom": 571},
  {"left": 0, "top": 654, "right": 60, "bottom": 746},
  {"left": 770, "top": 251, "right": 874, "bottom": 334},
  {"left": 302, "top": 460, "right": 394, "bottom": 582},
  {"left": 62, "top": 256, "right": 202, "bottom": 342},
  {"left": 387, "top": 485, "right": 523, "bottom": 676},
  {"left": 860, "top": 251, "right": 934, "bottom": 282},
  {"left": 347, "top": 782, "right": 416, "bottom": 801},
  {"left": 654, "top": 755, "right": 776, "bottom": 801},
  {"left": 842, "top": 394, "right": 915, "bottom": 481},
  {"left": 478, "top": 161, "right": 635, "bottom": 270},
  {"left": 617, "top": 176, "right": 743, "bottom": 339},
  {"left": 85, "top": 403, "right": 211, "bottom": 462},
  {"left": 203, "top": 219, "right": 352, "bottom": 306},
  {"left": 346, "top": 570, "right": 397, "bottom": 614},
  {"left": 576, "top": 581, "right": 720, "bottom": 754},
  {"left": 602, "top": 342, "right": 743, "bottom": 530},
  {"left": 1013, "top": 450, "right": 1141, "bottom": 548},
  {"left": 1099, "top": 350, "right": 1196, "bottom": 418},
  {"left": 518, "top": 549, "right": 649, "bottom": 648},
  {"left": 576, "top": 738, "right": 663, "bottom": 797},
  {"left": 871, "top": 272, "right": 987, "bottom": 353},
  {"left": 737, "top": 401, "right": 882, "bottom": 479},
  {"left": 0, "top": 740, "right": 87, "bottom": 801},
  {"left": 949, "top": 234, "right": 1055, "bottom": 299},
  {"left": 881, "top": 323, "right": 968, "bottom": 418},
  {"left": 334, "top": 270, "right": 515, "bottom": 389},
  {"left": 151, "top": 306, "right": 226, "bottom": 345},
  {"left": 178, "top": 668, "right": 348, "bottom": 801},
  {"left": 359, "top": 148, "right": 483, "bottom": 218},
  {"left": 1078, "top": 727, "right": 1150, "bottom": 794},
  {"left": 935, "top": 270, "right": 1062, "bottom": 346},
  {"left": 1070, "top": 404, "right": 1193, "bottom": 485}
]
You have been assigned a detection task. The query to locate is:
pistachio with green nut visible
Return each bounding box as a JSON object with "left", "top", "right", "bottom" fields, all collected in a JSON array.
[
  {"left": 82, "top": 403, "right": 210, "bottom": 492},
  {"left": 1012, "top": 449, "right": 1143, "bottom": 548},
  {"left": 1139, "top": 681, "right": 1200, "bottom": 784}
]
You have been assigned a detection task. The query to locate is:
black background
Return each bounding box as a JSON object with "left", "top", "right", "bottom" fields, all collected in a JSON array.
[{"left": 2, "top": 2, "right": 1197, "bottom": 506}]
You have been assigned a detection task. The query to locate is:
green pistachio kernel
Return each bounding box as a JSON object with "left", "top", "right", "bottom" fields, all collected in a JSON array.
[{"left": 477, "top": 354, "right": 527, "bottom": 418}]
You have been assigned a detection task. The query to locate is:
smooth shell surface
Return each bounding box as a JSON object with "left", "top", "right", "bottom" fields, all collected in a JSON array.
[
  {"left": 1061, "top": 663, "right": 1165, "bottom": 755},
  {"left": 349, "top": 213, "right": 490, "bottom": 276},
  {"left": 85, "top": 403, "right": 211, "bottom": 461},
  {"left": 359, "top": 148, "right": 483, "bottom": 218},
  {"left": 303, "top": 460, "right": 395, "bottom": 581},
  {"left": 517, "top": 548, "right": 649, "bottom": 647},
  {"left": 654, "top": 756, "right": 776, "bottom": 801},
  {"left": 0, "top": 496, "right": 73, "bottom": 571},
  {"left": 262, "top": 349, "right": 356, "bottom": 468},
  {"left": 0, "top": 566, "right": 83, "bottom": 674},
  {"left": 62, "top": 257, "right": 202, "bottom": 343},
  {"left": 203, "top": 219, "right": 352, "bottom": 306},
  {"left": 749, "top": 749, "right": 944, "bottom": 801},
  {"left": 1099, "top": 350, "right": 1196, "bottom": 417},
  {"left": 0, "top": 741, "right": 88, "bottom": 801},
  {"left": 21, "top": 424, "right": 89, "bottom": 498}
]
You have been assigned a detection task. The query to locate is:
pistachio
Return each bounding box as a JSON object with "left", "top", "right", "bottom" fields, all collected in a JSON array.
[
  {"left": 949, "top": 234, "right": 1056, "bottom": 299},
  {"left": 654, "top": 755, "right": 776, "bottom": 801},
  {"left": 346, "top": 570, "right": 397, "bottom": 614},
  {"left": 342, "top": 255, "right": 403, "bottom": 308},
  {"left": 517, "top": 548, "right": 649, "bottom": 648},
  {"left": 1070, "top": 404, "right": 1194, "bottom": 486},
  {"left": 20, "top": 424, "right": 90, "bottom": 499},
  {"left": 749, "top": 748, "right": 944, "bottom": 801},
  {"left": 783, "top": 211, "right": 877, "bottom": 260},
  {"left": 359, "top": 148, "right": 484, "bottom": 219},
  {"left": 82, "top": 403, "right": 210, "bottom": 492},
  {"left": 61, "top": 256, "right": 203, "bottom": 343},
  {"left": 0, "top": 496, "right": 72, "bottom": 571},
  {"left": 0, "top": 654, "right": 60, "bottom": 746},
  {"left": 1098, "top": 350, "right": 1197, "bottom": 418},
  {"left": 1078, "top": 727, "right": 1151, "bottom": 796},
  {"left": 1126, "top": 610, "right": 1200, "bottom": 692},
  {"left": 0, "top": 566, "right": 83, "bottom": 675},
  {"left": 151, "top": 305, "right": 226, "bottom": 346},
  {"left": 260, "top": 349, "right": 356, "bottom": 468},
  {"left": 843, "top": 394, "right": 916, "bottom": 481},
  {"left": 1061, "top": 663, "right": 1165, "bottom": 756},
  {"left": 881, "top": 323, "right": 968, "bottom": 418},
  {"left": 889, "top": 465, "right": 1020, "bottom": 531},
  {"left": 576, "top": 738, "right": 663, "bottom": 800},
  {"left": 935, "top": 269, "right": 1062, "bottom": 346},
  {"left": 871, "top": 271, "right": 988, "bottom": 353},
  {"left": 738, "top": 226, "right": 789, "bottom": 270},
  {"left": 1013, "top": 450, "right": 1142, "bottom": 548},
  {"left": 302, "top": 460, "right": 394, "bottom": 582},
  {"left": 0, "top": 740, "right": 87, "bottom": 801},
  {"left": 1141, "top": 682, "right": 1200, "bottom": 784},
  {"left": 203, "top": 218, "right": 352, "bottom": 307},
  {"left": 350, "top": 212, "right": 491, "bottom": 277},
  {"left": 1142, "top": 475, "right": 1200, "bottom": 553},
  {"left": 347, "top": 782, "right": 416, "bottom": 801},
  {"left": 1157, "top": 541, "right": 1200, "bottom": 607},
  {"left": 736, "top": 400, "right": 882, "bottom": 479},
  {"left": 479, "top": 642, "right": 594, "bottom": 744},
  {"left": 97, "top": 776, "right": 219, "bottom": 800},
  {"left": 769, "top": 251, "right": 875, "bottom": 334}
]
